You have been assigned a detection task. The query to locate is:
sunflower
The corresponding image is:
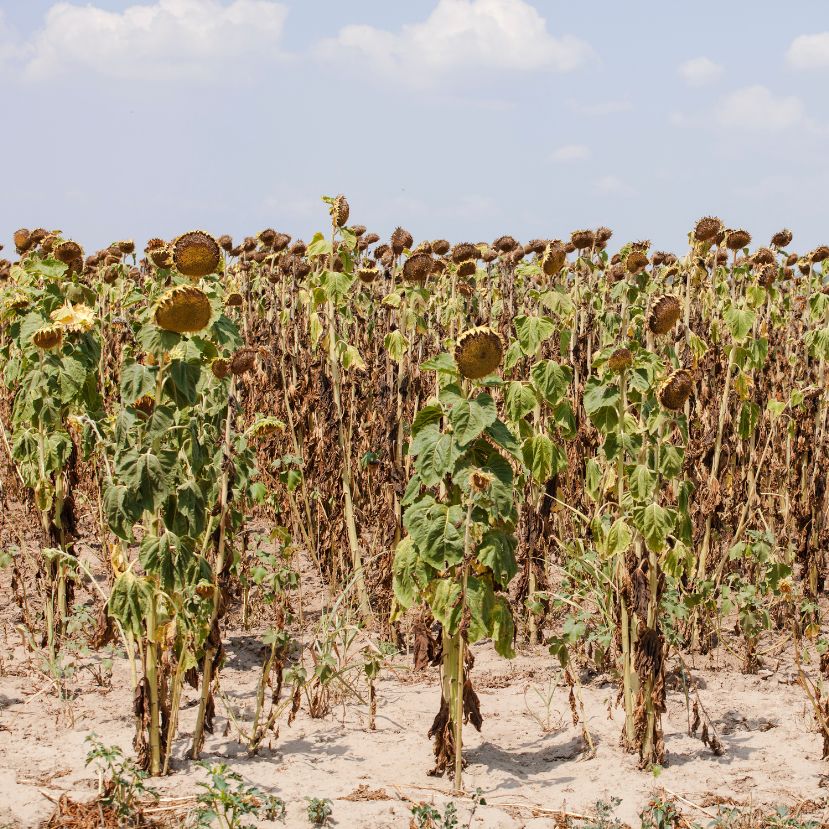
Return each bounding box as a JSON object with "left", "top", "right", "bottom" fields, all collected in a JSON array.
[
  {"left": 51, "top": 302, "right": 96, "bottom": 333},
  {"left": 570, "top": 229, "right": 595, "bottom": 250},
  {"left": 391, "top": 227, "right": 414, "bottom": 255},
  {"left": 542, "top": 242, "right": 566, "bottom": 276},
  {"left": 230, "top": 347, "right": 257, "bottom": 376},
  {"left": 330, "top": 195, "right": 350, "bottom": 227},
  {"left": 403, "top": 253, "right": 433, "bottom": 283},
  {"left": 451, "top": 243, "right": 478, "bottom": 264},
  {"left": 659, "top": 370, "right": 693, "bottom": 410},
  {"left": 32, "top": 325, "right": 64, "bottom": 350},
  {"left": 770, "top": 229, "right": 792, "bottom": 248},
  {"left": 154, "top": 285, "right": 212, "bottom": 334},
  {"left": 607, "top": 347, "right": 633, "bottom": 372},
  {"left": 211, "top": 358, "right": 230, "bottom": 380},
  {"left": 454, "top": 327, "right": 503, "bottom": 379},
  {"left": 648, "top": 295, "right": 681, "bottom": 335},
  {"left": 725, "top": 228, "right": 752, "bottom": 251},
  {"left": 693, "top": 216, "right": 722, "bottom": 243},
  {"left": 172, "top": 231, "right": 221, "bottom": 278}
]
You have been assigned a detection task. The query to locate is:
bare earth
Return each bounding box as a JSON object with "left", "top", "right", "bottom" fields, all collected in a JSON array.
[{"left": 0, "top": 546, "right": 827, "bottom": 829}]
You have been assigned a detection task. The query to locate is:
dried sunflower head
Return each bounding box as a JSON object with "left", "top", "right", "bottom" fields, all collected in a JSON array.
[
  {"left": 607, "top": 347, "right": 633, "bottom": 372},
  {"left": 811, "top": 245, "right": 829, "bottom": 263},
  {"left": 330, "top": 195, "right": 350, "bottom": 227},
  {"left": 217, "top": 234, "right": 234, "bottom": 252},
  {"left": 13, "top": 228, "right": 31, "bottom": 254},
  {"left": 364, "top": 233, "right": 380, "bottom": 246},
  {"left": 391, "top": 227, "right": 413, "bottom": 255},
  {"left": 542, "top": 242, "right": 566, "bottom": 276},
  {"left": 457, "top": 260, "right": 477, "bottom": 277},
  {"left": 350, "top": 224, "right": 367, "bottom": 237},
  {"left": 454, "top": 327, "right": 503, "bottom": 380},
  {"left": 154, "top": 285, "right": 212, "bottom": 333},
  {"left": 451, "top": 243, "right": 478, "bottom": 264},
  {"left": 648, "top": 295, "right": 682, "bottom": 335},
  {"left": 32, "top": 324, "right": 64, "bottom": 351},
  {"left": 432, "top": 239, "right": 450, "bottom": 256},
  {"left": 173, "top": 231, "right": 220, "bottom": 278},
  {"left": 273, "top": 233, "right": 291, "bottom": 252},
  {"left": 55, "top": 240, "right": 83, "bottom": 264},
  {"left": 357, "top": 266, "right": 379, "bottom": 284},
  {"left": 570, "top": 229, "right": 595, "bottom": 250},
  {"left": 402, "top": 253, "right": 433, "bottom": 283},
  {"left": 226, "top": 291, "right": 244, "bottom": 307},
  {"left": 230, "top": 347, "right": 257, "bottom": 376},
  {"left": 134, "top": 396, "right": 155, "bottom": 415},
  {"left": 625, "top": 249, "right": 649, "bottom": 274},
  {"left": 117, "top": 239, "right": 135, "bottom": 255},
  {"left": 753, "top": 247, "right": 775, "bottom": 266},
  {"left": 694, "top": 216, "right": 723, "bottom": 243},
  {"left": 211, "top": 358, "right": 230, "bottom": 380},
  {"left": 725, "top": 228, "right": 752, "bottom": 251},
  {"left": 770, "top": 229, "right": 792, "bottom": 248},
  {"left": 595, "top": 226, "right": 614, "bottom": 246},
  {"left": 493, "top": 235, "right": 518, "bottom": 253},
  {"left": 757, "top": 264, "right": 777, "bottom": 288},
  {"left": 659, "top": 369, "right": 693, "bottom": 410}
]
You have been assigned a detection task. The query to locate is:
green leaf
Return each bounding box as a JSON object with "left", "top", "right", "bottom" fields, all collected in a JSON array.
[
  {"left": 521, "top": 434, "right": 565, "bottom": 484},
  {"left": 484, "top": 419, "right": 522, "bottom": 460},
  {"left": 321, "top": 269, "right": 353, "bottom": 303},
  {"left": 490, "top": 595, "right": 515, "bottom": 658},
  {"left": 427, "top": 579, "right": 462, "bottom": 634},
  {"left": 411, "top": 405, "right": 443, "bottom": 436},
  {"left": 635, "top": 503, "right": 673, "bottom": 553},
  {"left": 108, "top": 571, "right": 153, "bottom": 637},
  {"left": 514, "top": 315, "right": 555, "bottom": 356},
  {"left": 384, "top": 329, "right": 408, "bottom": 364},
  {"left": 116, "top": 448, "right": 176, "bottom": 512},
  {"left": 103, "top": 481, "right": 142, "bottom": 541},
  {"left": 120, "top": 360, "right": 157, "bottom": 404},
  {"left": 583, "top": 376, "right": 620, "bottom": 414},
  {"left": 737, "top": 400, "right": 761, "bottom": 440},
  {"left": 421, "top": 352, "right": 458, "bottom": 375},
  {"left": 139, "top": 531, "right": 192, "bottom": 593},
  {"left": 605, "top": 519, "right": 632, "bottom": 557},
  {"left": 404, "top": 502, "right": 465, "bottom": 569},
  {"left": 410, "top": 425, "right": 461, "bottom": 487},
  {"left": 530, "top": 360, "right": 571, "bottom": 407},
  {"left": 448, "top": 393, "right": 497, "bottom": 446},
  {"left": 392, "top": 536, "right": 432, "bottom": 609},
  {"left": 628, "top": 464, "right": 657, "bottom": 501},
  {"left": 477, "top": 529, "right": 518, "bottom": 588},
  {"left": 552, "top": 399, "right": 577, "bottom": 439},
  {"left": 466, "top": 574, "right": 494, "bottom": 644},
  {"left": 163, "top": 359, "right": 200, "bottom": 408},
  {"left": 723, "top": 306, "right": 755, "bottom": 343},
  {"left": 504, "top": 381, "right": 537, "bottom": 422}
]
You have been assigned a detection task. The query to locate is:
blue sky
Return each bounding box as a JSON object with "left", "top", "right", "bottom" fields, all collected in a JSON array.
[{"left": 0, "top": 0, "right": 827, "bottom": 256}]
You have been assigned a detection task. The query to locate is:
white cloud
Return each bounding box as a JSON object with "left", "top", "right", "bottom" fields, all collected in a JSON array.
[
  {"left": 678, "top": 56, "right": 722, "bottom": 87},
  {"left": 25, "top": 0, "right": 288, "bottom": 81},
  {"left": 551, "top": 144, "right": 590, "bottom": 163},
  {"left": 715, "top": 85, "right": 805, "bottom": 131},
  {"left": 787, "top": 32, "right": 829, "bottom": 69},
  {"left": 316, "top": 0, "right": 593, "bottom": 80},
  {"left": 595, "top": 175, "right": 635, "bottom": 196}
]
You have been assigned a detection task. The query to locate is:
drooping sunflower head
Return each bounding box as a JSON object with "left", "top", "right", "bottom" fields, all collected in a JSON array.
[
  {"left": 391, "top": 227, "right": 414, "bottom": 255},
  {"left": 403, "top": 252, "right": 434, "bottom": 283},
  {"left": 32, "top": 324, "right": 64, "bottom": 351},
  {"left": 812, "top": 245, "right": 829, "bottom": 264},
  {"left": 451, "top": 242, "right": 478, "bottom": 264},
  {"left": 570, "top": 229, "right": 595, "bottom": 250},
  {"left": 770, "top": 229, "right": 793, "bottom": 249},
  {"left": 753, "top": 247, "right": 775, "bottom": 266},
  {"left": 357, "top": 265, "right": 379, "bottom": 284},
  {"left": 211, "top": 358, "right": 230, "bottom": 380},
  {"left": 725, "top": 228, "right": 752, "bottom": 251},
  {"left": 542, "top": 242, "right": 566, "bottom": 276},
  {"left": 226, "top": 291, "right": 244, "bottom": 307},
  {"left": 457, "top": 259, "right": 477, "bottom": 277},
  {"left": 595, "top": 226, "right": 614, "bottom": 247},
  {"left": 625, "top": 249, "right": 649, "bottom": 275},
  {"left": 431, "top": 239, "right": 450, "bottom": 256},
  {"left": 757, "top": 264, "right": 777, "bottom": 288},
  {"left": 454, "top": 327, "right": 503, "bottom": 380},
  {"left": 217, "top": 234, "right": 234, "bottom": 253},
  {"left": 493, "top": 235, "right": 518, "bottom": 253},
  {"left": 13, "top": 228, "right": 31, "bottom": 254},
  {"left": 50, "top": 302, "right": 95, "bottom": 333},
  {"left": 55, "top": 240, "right": 84, "bottom": 265},
  {"left": 172, "top": 231, "right": 221, "bottom": 278},
  {"left": 607, "top": 347, "right": 633, "bottom": 372},
  {"left": 693, "top": 216, "right": 723, "bottom": 243},
  {"left": 648, "top": 295, "right": 682, "bottom": 335},
  {"left": 146, "top": 238, "right": 173, "bottom": 269},
  {"left": 117, "top": 239, "right": 136, "bottom": 255},
  {"left": 658, "top": 369, "right": 693, "bottom": 410},
  {"left": 230, "top": 347, "right": 257, "bottom": 376},
  {"left": 330, "top": 195, "right": 350, "bottom": 227},
  {"left": 154, "top": 285, "right": 212, "bottom": 334}
]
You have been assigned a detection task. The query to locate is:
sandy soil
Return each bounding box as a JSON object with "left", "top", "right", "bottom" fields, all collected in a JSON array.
[{"left": 1, "top": 546, "right": 828, "bottom": 828}]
